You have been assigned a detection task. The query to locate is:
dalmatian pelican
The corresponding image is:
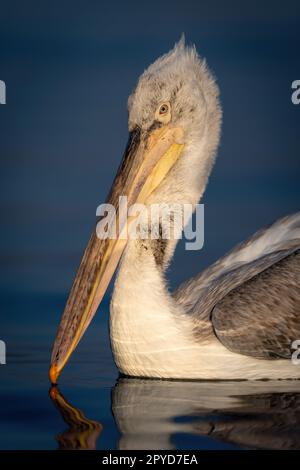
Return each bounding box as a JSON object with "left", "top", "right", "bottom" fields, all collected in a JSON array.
[{"left": 49, "top": 37, "right": 300, "bottom": 383}]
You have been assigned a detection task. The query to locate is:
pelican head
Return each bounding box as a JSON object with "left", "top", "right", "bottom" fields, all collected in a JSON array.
[
  {"left": 49, "top": 37, "right": 222, "bottom": 383},
  {"left": 127, "top": 36, "right": 221, "bottom": 208}
]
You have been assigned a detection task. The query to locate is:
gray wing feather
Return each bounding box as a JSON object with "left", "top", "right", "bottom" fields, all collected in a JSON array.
[
  {"left": 174, "top": 212, "right": 300, "bottom": 347},
  {"left": 212, "top": 250, "right": 300, "bottom": 359}
]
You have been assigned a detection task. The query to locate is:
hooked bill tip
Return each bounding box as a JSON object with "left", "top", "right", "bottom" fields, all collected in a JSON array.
[{"left": 49, "top": 364, "right": 59, "bottom": 385}]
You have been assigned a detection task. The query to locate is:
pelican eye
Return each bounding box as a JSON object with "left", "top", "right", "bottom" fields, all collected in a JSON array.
[
  {"left": 155, "top": 101, "right": 171, "bottom": 123},
  {"left": 159, "top": 104, "right": 169, "bottom": 115}
]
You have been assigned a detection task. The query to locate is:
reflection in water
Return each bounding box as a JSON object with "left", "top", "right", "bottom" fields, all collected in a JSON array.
[
  {"left": 51, "top": 379, "right": 300, "bottom": 450},
  {"left": 113, "top": 379, "right": 300, "bottom": 450},
  {"left": 49, "top": 387, "right": 102, "bottom": 450}
]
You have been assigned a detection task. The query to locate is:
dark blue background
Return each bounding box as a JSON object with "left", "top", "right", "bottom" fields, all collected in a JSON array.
[{"left": 0, "top": 0, "right": 299, "bottom": 449}]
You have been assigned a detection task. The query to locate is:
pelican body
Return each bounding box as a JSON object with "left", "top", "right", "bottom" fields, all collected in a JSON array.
[{"left": 50, "top": 38, "right": 300, "bottom": 383}]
